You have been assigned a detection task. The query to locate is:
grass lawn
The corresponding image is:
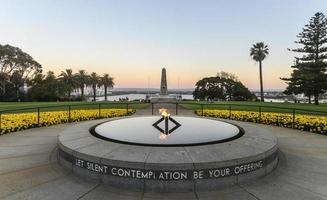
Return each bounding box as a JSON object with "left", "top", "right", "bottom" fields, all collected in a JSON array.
[
  {"left": 1, "top": 101, "right": 327, "bottom": 115},
  {"left": 0, "top": 101, "right": 149, "bottom": 114},
  {"left": 180, "top": 101, "right": 327, "bottom": 115}
]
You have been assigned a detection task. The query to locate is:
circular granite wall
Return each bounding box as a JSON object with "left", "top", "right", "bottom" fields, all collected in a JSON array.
[{"left": 58, "top": 117, "right": 278, "bottom": 192}]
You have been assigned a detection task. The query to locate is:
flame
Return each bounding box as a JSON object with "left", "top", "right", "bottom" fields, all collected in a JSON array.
[
  {"left": 159, "top": 133, "right": 168, "bottom": 140},
  {"left": 159, "top": 108, "right": 170, "bottom": 118},
  {"left": 158, "top": 108, "right": 170, "bottom": 140}
]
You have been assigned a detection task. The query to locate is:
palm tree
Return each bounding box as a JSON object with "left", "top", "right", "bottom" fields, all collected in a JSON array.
[
  {"left": 74, "top": 70, "right": 89, "bottom": 100},
  {"left": 100, "top": 74, "right": 114, "bottom": 101},
  {"left": 250, "top": 42, "right": 269, "bottom": 102},
  {"left": 89, "top": 72, "right": 99, "bottom": 101},
  {"left": 59, "top": 69, "right": 75, "bottom": 100}
]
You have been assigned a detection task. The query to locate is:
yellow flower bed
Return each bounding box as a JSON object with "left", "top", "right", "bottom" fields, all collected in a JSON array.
[
  {"left": 0, "top": 108, "right": 135, "bottom": 134},
  {"left": 195, "top": 109, "right": 327, "bottom": 134}
]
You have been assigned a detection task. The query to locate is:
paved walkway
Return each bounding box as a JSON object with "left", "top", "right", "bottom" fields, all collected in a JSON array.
[{"left": 0, "top": 104, "right": 326, "bottom": 199}]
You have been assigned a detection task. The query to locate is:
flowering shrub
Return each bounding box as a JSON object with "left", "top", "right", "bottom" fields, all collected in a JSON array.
[
  {"left": 195, "top": 109, "right": 327, "bottom": 135},
  {"left": 0, "top": 109, "right": 135, "bottom": 134}
]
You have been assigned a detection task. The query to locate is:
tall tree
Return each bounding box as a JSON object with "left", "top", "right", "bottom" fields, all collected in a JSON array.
[
  {"left": 250, "top": 42, "right": 269, "bottom": 102},
  {"left": 283, "top": 59, "right": 315, "bottom": 103},
  {"left": 75, "top": 70, "right": 88, "bottom": 100},
  {"left": 282, "top": 12, "right": 327, "bottom": 105},
  {"left": 59, "top": 69, "right": 75, "bottom": 100},
  {"left": 100, "top": 74, "right": 114, "bottom": 101},
  {"left": 89, "top": 72, "right": 99, "bottom": 101},
  {"left": 0, "top": 44, "right": 41, "bottom": 100}
]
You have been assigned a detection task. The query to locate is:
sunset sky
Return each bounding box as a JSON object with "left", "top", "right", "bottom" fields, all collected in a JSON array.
[{"left": 1, "top": 0, "right": 327, "bottom": 90}]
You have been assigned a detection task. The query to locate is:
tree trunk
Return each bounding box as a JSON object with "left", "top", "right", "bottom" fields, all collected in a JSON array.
[
  {"left": 104, "top": 86, "right": 107, "bottom": 101},
  {"left": 93, "top": 86, "right": 96, "bottom": 102},
  {"left": 16, "top": 88, "right": 19, "bottom": 101},
  {"left": 68, "top": 90, "right": 71, "bottom": 101},
  {"left": 314, "top": 93, "right": 319, "bottom": 105},
  {"left": 1, "top": 81, "right": 6, "bottom": 96},
  {"left": 259, "top": 61, "right": 264, "bottom": 102},
  {"left": 80, "top": 87, "right": 84, "bottom": 100},
  {"left": 308, "top": 95, "right": 311, "bottom": 104}
]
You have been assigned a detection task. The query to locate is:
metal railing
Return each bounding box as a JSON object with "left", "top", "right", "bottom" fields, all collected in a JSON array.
[
  {"left": 150, "top": 102, "right": 327, "bottom": 116},
  {"left": 178, "top": 102, "right": 327, "bottom": 114},
  {"left": 0, "top": 101, "right": 326, "bottom": 134},
  {"left": 176, "top": 102, "right": 327, "bottom": 134},
  {"left": 149, "top": 101, "right": 327, "bottom": 134},
  {"left": 0, "top": 102, "right": 147, "bottom": 132}
]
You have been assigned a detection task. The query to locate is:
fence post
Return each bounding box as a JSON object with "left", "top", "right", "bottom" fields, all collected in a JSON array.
[
  {"left": 259, "top": 106, "right": 262, "bottom": 122},
  {"left": 175, "top": 103, "right": 178, "bottom": 115},
  {"left": 0, "top": 111, "right": 2, "bottom": 132},
  {"left": 152, "top": 103, "right": 154, "bottom": 115},
  {"left": 229, "top": 104, "right": 232, "bottom": 119},
  {"left": 68, "top": 105, "right": 71, "bottom": 122},
  {"left": 37, "top": 107, "right": 40, "bottom": 127},
  {"left": 201, "top": 104, "right": 204, "bottom": 117},
  {"left": 126, "top": 103, "right": 129, "bottom": 114},
  {"left": 99, "top": 103, "right": 101, "bottom": 118},
  {"left": 292, "top": 108, "right": 295, "bottom": 128}
]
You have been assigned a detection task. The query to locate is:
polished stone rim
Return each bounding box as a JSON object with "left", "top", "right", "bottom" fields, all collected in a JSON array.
[{"left": 89, "top": 117, "right": 245, "bottom": 147}]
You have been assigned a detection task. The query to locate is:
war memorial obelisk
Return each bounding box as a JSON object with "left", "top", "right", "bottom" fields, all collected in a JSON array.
[
  {"left": 160, "top": 68, "right": 168, "bottom": 95},
  {"left": 149, "top": 68, "right": 177, "bottom": 102}
]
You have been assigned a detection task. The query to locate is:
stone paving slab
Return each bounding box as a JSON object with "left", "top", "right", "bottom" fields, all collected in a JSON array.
[
  {"left": 0, "top": 164, "right": 66, "bottom": 199},
  {"left": 0, "top": 153, "right": 51, "bottom": 174},
  {"left": 2, "top": 175, "right": 98, "bottom": 200},
  {"left": 195, "top": 186, "right": 258, "bottom": 200},
  {"left": 79, "top": 184, "right": 143, "bottom": 200},
  {"left": 0, "top": 143, "right": 57, "bottom": 159}
]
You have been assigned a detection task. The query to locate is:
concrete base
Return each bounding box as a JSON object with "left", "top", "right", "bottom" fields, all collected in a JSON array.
[
  {"left": 149, "top": 94, "right": 178, "bottom": 103},
  {"left": 58, "top": 117, "right": 278, "bottom": 192}
]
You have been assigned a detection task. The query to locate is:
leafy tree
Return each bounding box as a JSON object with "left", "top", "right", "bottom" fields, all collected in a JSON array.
[
  {"left": 27, "top": 71, "right": 62, "bottom": 101},
  {"left": 75, "top": 70, "right": 89, "bottom": 100},
  {"left": 100, "top": 74, "right": 114, "bottom": 101},
  {"left": 59, "top": 69, "right": 75, "bottom": 100},
  {"left": 231, "top": 81, "right": 255, "bottom": 101},
  {"left": 89, "top": 72, "right": 99, "bottom": 101},
  {"left": 0, "top": 44, "right": 41, "bottom": 100},
  {"left": 43, "top": 71, "right": 61, "bottom": 101},
  {"left": 193, "top": 73, "right": 255, "bottom": 101},
  {"left": 27, "top": 73, "right": 43, "bottom": 100},
  {"left": 217, "top": 71, "right": 239, "bottom": 82},
  {"left": 250, "top": 42, "right": 269, "bottom": 102},
  {"left": 282, "top": 12, "right": 327, "bottom": 105},
  {"left": 10, "top": 71, "right": 24, "bottom": 100},
  {"left": 193, "top": 77, "right": 224, "bottom": 101},
  {"left": 0, "top": 72, "right": 9, "bottom": 98},
  {"left": 217, "top": 71, "right": 239, "bottom": 101}
]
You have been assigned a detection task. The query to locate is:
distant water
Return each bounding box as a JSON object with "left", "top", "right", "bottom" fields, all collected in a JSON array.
[
  {"left": 93, "top": 94, "right": 194, "bottom": 101},
  {"left": 264, "top": 98, "right": 287, "bottom": 103},
  {"left": 92, "top": 94, "right": 327, "bottom": 103}
]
